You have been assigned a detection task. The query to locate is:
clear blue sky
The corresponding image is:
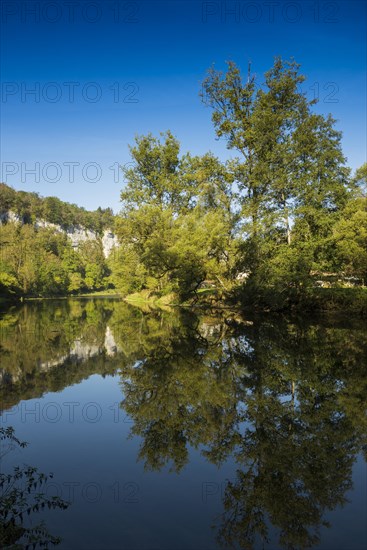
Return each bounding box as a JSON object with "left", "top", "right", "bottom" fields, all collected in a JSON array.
[{"left": 1, "top": 0, "right": 366, "bottom": 212}]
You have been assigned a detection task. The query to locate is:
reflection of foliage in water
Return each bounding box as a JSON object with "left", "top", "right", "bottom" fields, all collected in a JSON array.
[
  {"left": 120, "top": 321, "right": 236, "bottom": 470},
  {"left": 0, "top": 299, "right": 110, "bottom": 373},
  {"left": 0, "top": 300, "right": 366, "bottom": 549},
  {"left": 116, "top": 312, "right": 367, "bottom": 549},
  {"left": 114, "top": 309, "right": 239, "bottom": 472},
  {"left": 212, "top": 320, "right": 367, "bottom": 549},
  {"left": 0, "top": 299, "right": 120, "bottom": 409}
]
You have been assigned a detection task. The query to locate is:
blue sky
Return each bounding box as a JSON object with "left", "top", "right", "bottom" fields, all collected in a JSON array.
[{"left": 1, "top": 0, "right": 366, "bottom": 212}]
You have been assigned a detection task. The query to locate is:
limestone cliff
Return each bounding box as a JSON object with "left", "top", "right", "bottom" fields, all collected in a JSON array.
[{"left": 0, "top": 210, "right": 119, "bottom": 258}]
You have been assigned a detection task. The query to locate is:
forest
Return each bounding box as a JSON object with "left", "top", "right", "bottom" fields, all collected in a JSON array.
[
  {"left": 0, "top": 182, "right": 115, "bottom": 295},
  {"left": 0, "top": 182, "right": 114, "bottom": 232},
  {"left": 1, "top": 58, "right": 366, "bottom": 312}
]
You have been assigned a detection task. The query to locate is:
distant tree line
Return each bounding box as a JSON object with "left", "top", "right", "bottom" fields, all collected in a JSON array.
[
  {"left": 0, "top": 186, "right": 114, "bottom": 297},
  {"left": 0, "top": 183, "right": 114, "bottom": 234},
  {"left": 0, "top": 224, "right": 111, "bottom": 296}
]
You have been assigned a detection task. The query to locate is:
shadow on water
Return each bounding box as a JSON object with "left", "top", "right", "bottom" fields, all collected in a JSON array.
[{"left": 0, "top": 298, "right": 366, "bottom": 549}]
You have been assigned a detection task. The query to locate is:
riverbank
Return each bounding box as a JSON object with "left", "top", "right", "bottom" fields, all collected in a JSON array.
[
  {"left": 1, "top": 286, "right": 366, "bottom": 316},
  {"left": 236, "top": 286, "right": 367, "bottom": 316},
  {"left": 0, "top": 291, "right": 123, "bottom": 309},
  {"left": 121, "top": 286, "right": 367, "bottom": 316}
]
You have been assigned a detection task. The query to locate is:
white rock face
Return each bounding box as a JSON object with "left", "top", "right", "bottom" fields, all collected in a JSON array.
[
  {"left": 102, "top": 230, "right": 119, "bottom": 258},
  {"left": 65, "top": 226, "right": 99, "bottom": 249},
  {"left": 0, "top": 210, "right": 22, "bottom": 224},
  {"left": 0, "top": 210, "right": 119, "bottom": 258}
]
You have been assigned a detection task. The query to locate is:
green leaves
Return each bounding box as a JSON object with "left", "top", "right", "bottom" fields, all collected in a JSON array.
[
  {"left": 0, "top": 221, "right": 112, "bottom": 297},
  {"left": 202, "top": 57, "right": 354, "bottom": 295},
  {"left": 0, "top": 183, "right": 115, "bottom": 234},
  {"left": 0, "top": 427, "right": 69, "bottom": 549},
  {"left": 121, "top": 131, "right": 183, "bottom": 211},
  {"left": 116, "top": 133, "right": 236, "bottom": 300},
  {"left": 331, "top": 196, "right": 367, "bottom": 280},
  {"left": 115, "top": 204, "right": 229, "bottom": 299}
]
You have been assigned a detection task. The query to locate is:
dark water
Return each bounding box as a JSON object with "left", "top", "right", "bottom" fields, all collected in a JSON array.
[{"left": 1, "top": 298, "right": 366, "bottom": 550}]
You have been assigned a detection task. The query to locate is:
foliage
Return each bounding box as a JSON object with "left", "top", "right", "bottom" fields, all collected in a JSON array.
[
  {"left": 330, "top": 196, "right": 367, "bottom": 280},
  {"left": 1, "top": 58, "right": 365, "bottom": 308},
  {"left": 199, "top": 57, "right": 364, "bottom": 305},
  {"left": 115, "top": 133, "right": 236, "bottom": 299},
  {"left": 0, "top": 183, "right": 114, "bottom": 234},
  {"left": 0, "top": 223, "right": 110, "bottom": 298},
  {"left": 0, "top": 427, "right": 69, "bottom": 549},
  {"left": 110, "top": 57, "right": 364, "bottom": 305}
]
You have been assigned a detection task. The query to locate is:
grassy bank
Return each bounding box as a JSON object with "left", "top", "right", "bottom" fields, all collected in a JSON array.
[{"left": 124, "top": 290, "right": 177, "bottom": 309}]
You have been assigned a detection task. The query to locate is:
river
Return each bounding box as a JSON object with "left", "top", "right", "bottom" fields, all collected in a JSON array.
[{"left": 1, "top": 298, "right": 366, "bottom": 549}]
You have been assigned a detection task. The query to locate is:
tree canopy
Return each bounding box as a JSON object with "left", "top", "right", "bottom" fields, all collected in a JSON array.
[{"left": 1, "top": 58, "right": 366, "bottom": 307}]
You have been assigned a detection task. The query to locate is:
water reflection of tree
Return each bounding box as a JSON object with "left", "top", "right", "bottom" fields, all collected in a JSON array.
[
  {"left": 0, "top": 299, "right": 113, "bottom": 376},
  {"left": 1, "top": 300, "right": 366, "bottom": 549},
  {"left": 114, "top": 308, "right": 240, "bottom": 472},
  {"left": 214, "top": 319, "right": 367, "bottom": 549},
  {"left": 117, "top": 312, "right": 367, "bottom": 549}
]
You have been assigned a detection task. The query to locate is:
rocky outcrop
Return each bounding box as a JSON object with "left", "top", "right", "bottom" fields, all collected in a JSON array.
[
  {"left": 0, "top": 210, "right": 22, "bottom": 224},
  {"left": 0, "top": 210, "right": 119, "bottom": 258},
  {"left": 102, "top": 231, "right": 119, "bottom": 258}
]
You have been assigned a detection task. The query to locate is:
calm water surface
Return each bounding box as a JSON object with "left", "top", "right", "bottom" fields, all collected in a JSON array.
[{"left": 1, "top": 298, "right": 366, "bottom": 550}]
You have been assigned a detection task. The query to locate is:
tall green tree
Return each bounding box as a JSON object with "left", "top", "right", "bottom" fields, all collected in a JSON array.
[
  {"left": 117, "top": 133, "right": 236, "bottom": 298},
  {"left": 201, "top": 57, "right": 351, "bottom": 285}
]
